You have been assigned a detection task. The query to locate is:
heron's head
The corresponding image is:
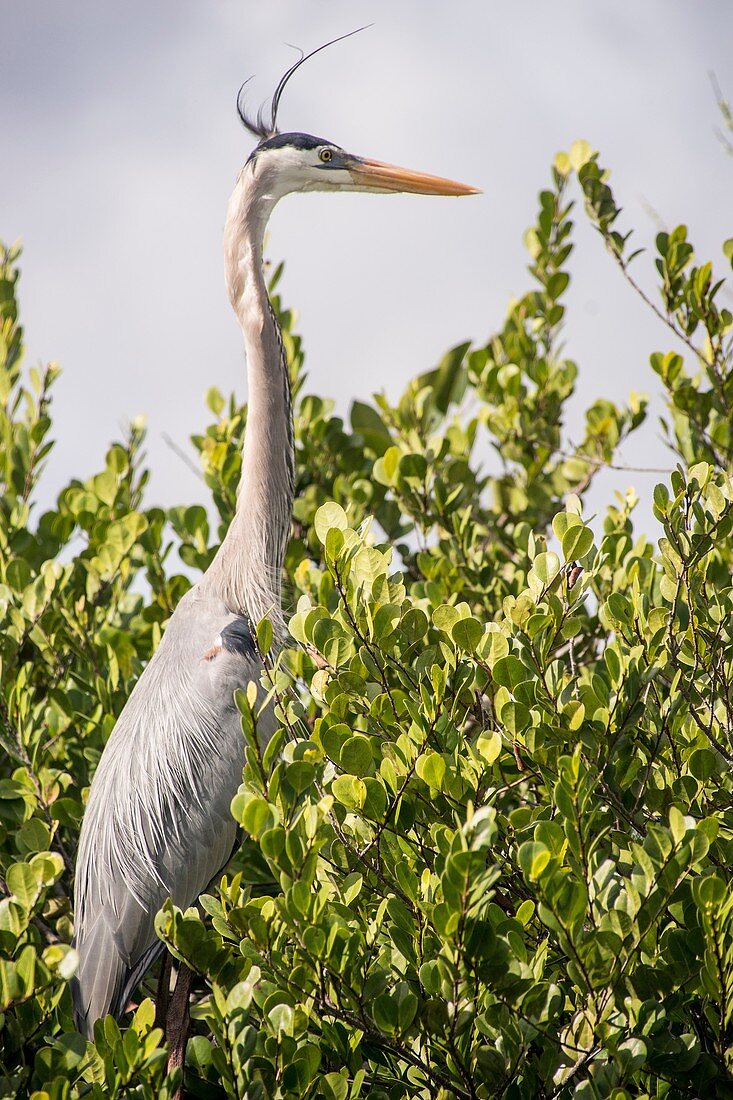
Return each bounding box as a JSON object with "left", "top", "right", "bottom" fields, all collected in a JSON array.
[
  {"left": 237, "top": 31, "right": 479, "bottom": 203},
  {"left": 244, "top": 130, "right": 479, "bottom": 200}
]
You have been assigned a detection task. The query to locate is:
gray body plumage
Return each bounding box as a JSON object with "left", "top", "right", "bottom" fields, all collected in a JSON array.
[
  {"left": 71, "top": 88, "right": 477, "bottom": 1038},
  {"left": 72, "top": 150, "right": 293, "bottom": 1037},
  {"left": 72, "top": 586, "right": 275, "bottom": 1035}
]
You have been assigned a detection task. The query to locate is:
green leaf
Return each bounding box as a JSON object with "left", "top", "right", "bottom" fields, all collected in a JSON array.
[
  {"left": 256, "top": 616, "right": 273, "bottom": 657},
  {"left": 561, "top": 524, "right": 594, "bottom": 560},
  {"left": 206, "top": 385, "right": 225, "bottom": 415},
  {"left": 325, "top": 526, "right": 344, "bottom": 561},
  {"left": 321, "top": 1072, "right": 349, "bottom": 1100},
  {"left": 45, "top": 944, "right": 79, "bottom": 981},
  {"left": 393, "top": 981, "right": 419, "bottom": 1032},
  {"left": 569, "top": 139, "right": 594, "bottom": 170},
  {"left": 476, "top": 731, "right": 502, "bottom": 764},
  {"left": 314, "top": 502, "right": 348, "bottom": 543},
  {"left": 415, "top": 752, "right": 446, "bottom": 791},
  {"left": 532, "top": 552, "right": 561, "bottom": 586},
  {"left": 451, "top": 617, "right": 483, "bottom": 651},
  {"left": 342, "top": 873, "right": 363, "bottom": 906},
  {"left": 331, "top": 775, "right": 366, "bottom": 810},
  {"left": 285, "top": 1044, "right": 322, "bottom": 1090},
  {"left": 606, "top": 592, "right": 634, "bottom": 624},
  {"left": 268, "top": 1003, "right": 294, "bottom": 1035},
  {"left": 362, "top": 778, "right": 388, "bottom": 820},
  {"left": 285, "top": 760, "right": 316, "bottom": 795},
  {"left": 433, "top": 605, "right": 460, "bottom": 632},
  {"left": 350, "top": 401, "right": 391, "bottom": 452},
  {"left": 235, "top": 795, "right": 275, "bottom": 838},
  {"left": 498, "top": 698, "right": 531, "bottom": 734},
  {"left": 372, "top": 992, "right": 400, "bottom": 1035},
  {"left": 519, "top": 842, "right": 551, "bottom": 881},
  {"left": 0, "top": 960, "right": 22, "bottom": 1009},
  {"left": 339, "top": 735, "right": 373, "bottom": 776},
  {"left": 6, "top": 862, "right": 41, "bottom": 912},
  {"left": 689, "top": 748, "right": 716, "bottom": 781},
  {"left": 351, "top": 546, "right": 388, "bottom": 588},
  {"left": 552, "top": 510, "right": 583, "bottom": 542}
]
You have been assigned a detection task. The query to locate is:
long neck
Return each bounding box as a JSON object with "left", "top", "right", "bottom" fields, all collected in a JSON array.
[{"left": 204, "top": 170, "right": 294, "bottom": 633}]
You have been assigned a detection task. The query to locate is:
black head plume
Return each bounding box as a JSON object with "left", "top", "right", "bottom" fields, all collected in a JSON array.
[{"left": 237, "top": 26, "right": 371, "bottom": 143}]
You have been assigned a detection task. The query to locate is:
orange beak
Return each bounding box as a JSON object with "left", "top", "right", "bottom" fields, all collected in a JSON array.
[{"left": 347, "top": 156, "right": 481, "bottom": 196}]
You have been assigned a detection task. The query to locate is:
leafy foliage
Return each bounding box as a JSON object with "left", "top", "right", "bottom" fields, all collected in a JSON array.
[{"left": 2, "top": 139, "right": 733, "bottom": 1097}]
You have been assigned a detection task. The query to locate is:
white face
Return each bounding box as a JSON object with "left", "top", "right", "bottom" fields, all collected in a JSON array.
[
  {"left": 243, "top": 134, "right": 480, "bottom": 202},
  {"left": 246, "top": 141, "right": 356, "bottom": 199}
]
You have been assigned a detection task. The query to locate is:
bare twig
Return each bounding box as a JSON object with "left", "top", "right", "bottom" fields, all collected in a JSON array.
[{"left": 162, "top": 432, "right": 206, "bottom": 482}]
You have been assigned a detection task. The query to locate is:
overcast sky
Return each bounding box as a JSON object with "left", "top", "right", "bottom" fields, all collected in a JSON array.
[{"left": 3, "top": 1, "right": 732, "bottom": 537}]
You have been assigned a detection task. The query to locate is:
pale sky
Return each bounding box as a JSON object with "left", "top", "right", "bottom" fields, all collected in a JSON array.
[{"left": 3, "top": 1, "right": 732, "bottom": 536}]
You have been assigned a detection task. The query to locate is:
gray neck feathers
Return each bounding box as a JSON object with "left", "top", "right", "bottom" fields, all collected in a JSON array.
[{"left": 204, "top": 169, "right": 295, "bottom": 635}]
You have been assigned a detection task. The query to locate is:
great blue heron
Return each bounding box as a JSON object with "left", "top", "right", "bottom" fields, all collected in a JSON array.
[{"left": 71, "top": 34, "right": 478, "bottom": 1051}]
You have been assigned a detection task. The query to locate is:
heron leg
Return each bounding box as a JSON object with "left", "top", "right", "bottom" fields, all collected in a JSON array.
[
  {"left": 166, "top": 962, "right": 192, "bottom": 1097},
  {"left": 155, "top": 951, "right": 173, "bottom": 1031}
]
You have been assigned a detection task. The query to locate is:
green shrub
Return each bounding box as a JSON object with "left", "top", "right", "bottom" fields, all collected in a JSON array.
[{"left": 1, "top": 141, "right": 733, "bottom": 1098}]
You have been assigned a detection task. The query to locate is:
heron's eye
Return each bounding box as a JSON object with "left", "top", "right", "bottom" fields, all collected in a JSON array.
[{"left": 319, "top": 148, "right": 334, "bottom": 163}]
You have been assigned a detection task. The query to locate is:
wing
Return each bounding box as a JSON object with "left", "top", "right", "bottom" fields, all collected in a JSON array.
[{"left": 72, "top": 585, "right": 276, "bottom": 1037}]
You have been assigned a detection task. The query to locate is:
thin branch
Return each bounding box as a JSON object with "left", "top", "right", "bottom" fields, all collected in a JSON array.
[
  {"left": 556, "top": 446, "right": 672, "bottom": 475},
  {"left": 162, "top": 432, "right": 206, "bottom": 482}
]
